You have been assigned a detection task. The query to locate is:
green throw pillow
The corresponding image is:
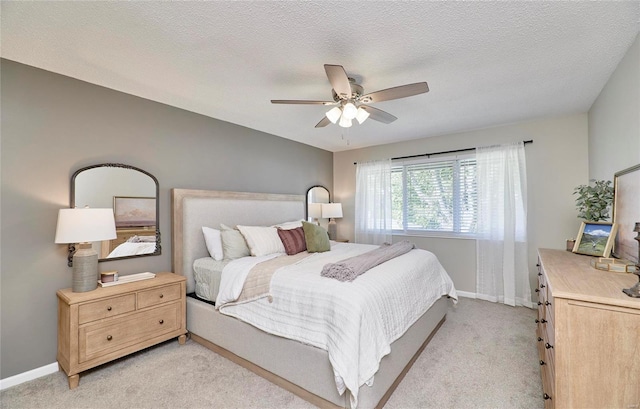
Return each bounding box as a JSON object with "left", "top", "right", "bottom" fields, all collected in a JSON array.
[{"left": 302, "top": 221, "right": 330, "bottom": 253}]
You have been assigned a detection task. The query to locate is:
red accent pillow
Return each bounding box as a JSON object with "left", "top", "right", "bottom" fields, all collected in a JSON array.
[{"left": 277, "top": 227, "right": 307, "bottom": 255}]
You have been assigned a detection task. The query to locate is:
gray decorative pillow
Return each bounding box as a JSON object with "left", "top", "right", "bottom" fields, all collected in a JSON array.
[
  {"left": 220, "top": 224, "right": 251, "bottom": 259},
  {"left": 302, "top": 221, "right": 330, "bottom": 253}
]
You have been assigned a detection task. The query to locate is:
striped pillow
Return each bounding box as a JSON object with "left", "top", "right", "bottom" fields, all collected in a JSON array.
[{"left": 277, "top": 227, "right": 307, "bottom": 255}]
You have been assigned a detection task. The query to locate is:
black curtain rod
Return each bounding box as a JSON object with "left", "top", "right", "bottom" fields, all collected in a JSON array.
[{"left": 353, "top": 140, "right": 533, "bottom": 165}]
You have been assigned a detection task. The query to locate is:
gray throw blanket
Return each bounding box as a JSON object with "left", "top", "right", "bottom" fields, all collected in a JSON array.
[{"left": 321, "top": 241, "right": 416, "bottom": 282}]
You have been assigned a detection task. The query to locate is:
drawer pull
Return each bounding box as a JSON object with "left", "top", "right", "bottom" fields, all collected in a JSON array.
[
  {"left": 535, "top": 288, "right": 540, "bottom": 293},
  {"left": 540, "top": 360, "right": 546, "bottom": 366},
  {"left": 159, "top": 294, "right": 164, "bottom": 299},
  {"left": 107, "top": 306, "right": 112, "bottom": 311},
  {"left": 537, "top": 272, "right": 542, "bottom": 276},
  {"left": 537, "top": 337, "right": 543, "bottom": 342},
  {"left": 545, "top": 301, "right": 551, "bottom": 306},
  {"left": 159, "top": 319, "right": 164, "bottom": 325},
  {"left": 536, "top": 263, "right": 540, "bottom": 267},
  {"left": 545, "top": 343, "right": 554, "bottom": 349},
  {"left": 535, "top": 318, "right": 547, "bottom": 324},
  {"left": 537, "top": 301, "right": 542, "bottom": 306},
  {"left": 535, "top": 319, "right": 539, "bottom": 323},
  {"left": 543, "top": 393, "right": 551, "bottom": 400},
  {"left": 107, "top": 335, "right": 113, "bottom": 341},
  {"left": 540, "top": 284, "right": 546, "bottom": 289}
]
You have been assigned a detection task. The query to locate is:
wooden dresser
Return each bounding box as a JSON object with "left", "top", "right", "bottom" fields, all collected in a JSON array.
[
  {"left": 536, "top": 249, "right": 640, "bottom": 408},
  {"left": 57, "top": 272, "right": 187, "bottom": 388}
]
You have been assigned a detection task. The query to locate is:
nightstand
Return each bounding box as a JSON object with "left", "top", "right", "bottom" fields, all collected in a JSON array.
[{"left": 57, "top": 272, "right": 187, "bottom": 389}]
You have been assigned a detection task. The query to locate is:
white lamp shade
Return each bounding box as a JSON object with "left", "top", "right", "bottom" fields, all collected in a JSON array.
[
  {"left": 55, "top": 208, "right": 117, "bottom": 243},
  {"left": 325, "top": 106, "right": 342, "bottom": 124},
  {"left": 308, "top": 203, "right": 323, "bottom": 219},
  {"left": 342, "top": 102, "right": 358, "bottom": 120},
  {"left": 322, "top": 203, "right": 343, "bottom": 219},
  {"left": 338, "top": 115, "right": 352, "bottom": 128},
  {"left": 355, "top": 107, "right": 370, "bottom": 124}
]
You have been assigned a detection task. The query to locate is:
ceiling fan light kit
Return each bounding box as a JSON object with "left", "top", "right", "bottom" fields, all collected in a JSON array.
[{"left": 271, "top": 64, "right": 429, "bottom": 129}]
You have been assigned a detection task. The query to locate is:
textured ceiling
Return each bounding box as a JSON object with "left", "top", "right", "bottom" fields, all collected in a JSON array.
[{"left": 2, "top": 1, "right": 638, "bottom": 152}]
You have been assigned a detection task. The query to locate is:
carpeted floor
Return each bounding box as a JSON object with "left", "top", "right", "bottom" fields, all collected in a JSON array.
[{"left": 0, "top": 298, "right": 542, "bottom": 409}]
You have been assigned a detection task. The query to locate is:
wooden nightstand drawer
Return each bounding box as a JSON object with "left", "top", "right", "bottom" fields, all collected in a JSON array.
[
  {"left": 137, "top": 283, "right": 181, "bottom": 309},
  {"left": 78, "top": 294, "right": 136, "bottom": 324},
  {"left": 80, "top": 302, "right": 180, "bottom": 362}
]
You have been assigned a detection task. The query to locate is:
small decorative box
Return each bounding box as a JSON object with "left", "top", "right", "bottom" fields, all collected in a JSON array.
[{"left": 100, "top": 271, "right": 119, "bottom": 283}]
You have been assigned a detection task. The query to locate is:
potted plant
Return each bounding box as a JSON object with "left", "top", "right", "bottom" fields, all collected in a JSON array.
[{"left": 573, "top": 179, "right": 614, "bottom": 222}]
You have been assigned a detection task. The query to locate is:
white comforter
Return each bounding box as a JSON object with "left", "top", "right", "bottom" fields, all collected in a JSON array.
[
  {"left": 216, "top": 242, "right": 457, "bottom": 408},
  {"left": 107, "top": 242, "right": 156, "bottom": 258}
]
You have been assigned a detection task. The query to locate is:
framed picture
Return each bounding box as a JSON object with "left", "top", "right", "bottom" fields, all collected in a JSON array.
[
  {"left": 572, "top": 221, "right": 618, "bottom": 257},
  {"left": 113, "top": 196, "right": 156, "bottom": 228},
  {"left": 612, "top": 163, "right": 640, "bottom": 264}
]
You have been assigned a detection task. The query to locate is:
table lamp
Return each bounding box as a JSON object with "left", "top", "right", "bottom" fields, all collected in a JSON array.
[
  {"left": 308, "top": 203, "right": 322, "bottom": 225},
  {"left": 322, "top": 203, "right": 343, "bottom": 241},
  {"left": 55, "top": 208, "right": 117, "bottom": 292}
]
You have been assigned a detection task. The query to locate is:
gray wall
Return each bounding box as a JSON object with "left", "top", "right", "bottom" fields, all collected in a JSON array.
[
  {"left": 589, "top": 33, "right": 640, "bottom": 180},
  {"left": 0, "top": 59, "right": 333, "bottom": 379},
  {"left": 334, "top": 114, "right": 590, "bottom": 295}
]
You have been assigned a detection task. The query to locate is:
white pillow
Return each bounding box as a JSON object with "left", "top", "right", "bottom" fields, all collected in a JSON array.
[
  {"left": 220, "top": 224, "right": 251, "bottom": 259},
  {"left": 202, "top": 226, "right": 224, "bottom": 261},
  {"left": 272, "top": 220, "right": 304, "bottom": 230},
  {"left": 237, "top": 225, "right": 286, "bottom": 257}
]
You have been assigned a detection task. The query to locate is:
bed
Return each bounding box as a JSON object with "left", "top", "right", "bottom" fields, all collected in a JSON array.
[
  {"left": 171, "top": 188, "right": 457, "bottom": 409},
  {"left": 107, "top": 236, "right": 156, "bottom": 258}
]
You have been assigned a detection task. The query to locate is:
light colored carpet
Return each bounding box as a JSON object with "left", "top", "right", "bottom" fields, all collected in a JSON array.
[{"left": 0, "top": 298, "right": 542, "bottom": 409}]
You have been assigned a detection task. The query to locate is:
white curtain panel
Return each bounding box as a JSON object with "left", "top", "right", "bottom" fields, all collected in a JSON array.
[
  {"left": 476, "top": 142, "right": 531, "bottom": 307},
  {"left": 355, "top": 159, "right": 392, "bottom": 245}
]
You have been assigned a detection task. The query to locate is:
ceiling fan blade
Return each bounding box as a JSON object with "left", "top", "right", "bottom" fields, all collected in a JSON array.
[
  {"left": 360, "top": 105, "right": 397, "bottom": 124},
  {"left": 315, "top": 116, "right": 331, "bottom": 128},
  {"left": 324, "top": 64, "right": 352, "bottom": 99},
  {"left": 361, "top": 82, "right": 429, "bottom": 103},
  {"left": 271, "top": 100, "right": 336, "bottom": 105}
]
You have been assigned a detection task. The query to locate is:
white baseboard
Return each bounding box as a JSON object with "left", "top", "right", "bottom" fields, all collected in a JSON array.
[
  {"left": 0, "top": 362, "right": 59, "bottom": 391},
  {"left": 456, "top": 290, "right": 535, "bottom": 308},
  {"left": 455, "top": 290, "right": 477, "bottom": 299}
]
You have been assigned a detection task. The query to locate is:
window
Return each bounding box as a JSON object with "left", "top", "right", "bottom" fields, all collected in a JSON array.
[{"left": 391, "top": 156, "right": 477, "bottom": 235}]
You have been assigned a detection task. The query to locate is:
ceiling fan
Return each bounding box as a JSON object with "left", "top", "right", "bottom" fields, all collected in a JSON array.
[{"left": 271, "top": 64, "right": 429, "bottom": 128}]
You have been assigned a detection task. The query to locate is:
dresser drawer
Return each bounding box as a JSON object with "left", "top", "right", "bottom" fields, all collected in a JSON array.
[
  {"left": 79, "top": 302, "right": 180, "bottom": 362},
  {"left": 137, "top": 283, "right": 181, "bottom": 309},
  {"left": 78, "top": 294, "right": 136, "bottom": 324}
]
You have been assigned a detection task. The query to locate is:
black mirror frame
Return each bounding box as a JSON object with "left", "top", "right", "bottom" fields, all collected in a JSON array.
[
  {"left": 67, "top": 163, "right": 161, "bottom": 266},
  {"left": 305, "top": 185, "right": 331, "bottom": 221}
]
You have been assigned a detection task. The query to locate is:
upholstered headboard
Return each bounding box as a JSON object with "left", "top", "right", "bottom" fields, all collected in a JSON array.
[{"left": 171, "top": 189, "right": 305, "bottom": 293}]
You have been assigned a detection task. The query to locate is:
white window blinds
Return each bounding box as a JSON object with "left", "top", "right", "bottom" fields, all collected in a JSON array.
[{"left": 392, "top": 157, "right": 477, "bottom": 235}]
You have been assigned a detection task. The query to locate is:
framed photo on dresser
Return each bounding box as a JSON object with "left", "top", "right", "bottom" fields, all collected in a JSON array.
[{"left": 572, "top": 221, "right": 618, "bottom": 258}]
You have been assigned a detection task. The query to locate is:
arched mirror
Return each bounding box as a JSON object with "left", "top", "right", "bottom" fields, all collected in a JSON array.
[
  {"left": 69, "top": 163, "right": 160, "bottom": 264},
  {"left": 306, "top": 185, "right": 330, "bottom": 225}
]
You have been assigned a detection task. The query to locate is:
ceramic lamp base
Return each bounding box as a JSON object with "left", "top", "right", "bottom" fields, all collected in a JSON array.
[
  {"left": 72, "top": 243, "right": 98, "bottom": 292},
  {"left": 328, "top": 219, "right": 337, "bottom": 241}
]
